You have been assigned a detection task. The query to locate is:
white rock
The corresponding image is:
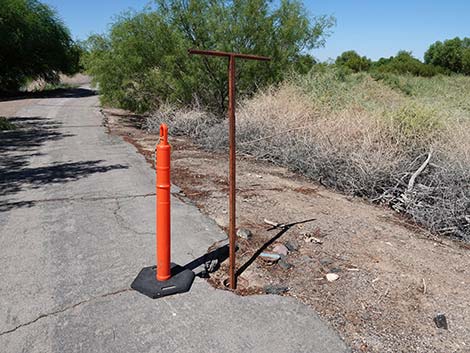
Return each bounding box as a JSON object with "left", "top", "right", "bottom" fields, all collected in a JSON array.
[
  {"left": 326, "top": 273, "right": 339, "bottom": 282},
  {"left": 237, "top": 228, "right": 252, "bottom": 239}
]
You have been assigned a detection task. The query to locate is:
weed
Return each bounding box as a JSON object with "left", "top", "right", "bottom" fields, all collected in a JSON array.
[{"left": 0, "top": 117, "right": 16, "bottom": 131}]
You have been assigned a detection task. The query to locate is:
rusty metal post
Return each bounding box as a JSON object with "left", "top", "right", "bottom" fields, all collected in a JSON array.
[
  {"left": 228, "top": 55, "right": 236, "bottom": 288},
  {"left": 188, "top": 49, "right": 270, "bottom": 289}
]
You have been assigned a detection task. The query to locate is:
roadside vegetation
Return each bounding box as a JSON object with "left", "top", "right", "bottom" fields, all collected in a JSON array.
[
  {"left": 335, "top": 37, "right": 470, "bottom": 77},
  {"left": 145, "top": 69, "right": 470, "bottom": 241},
  {"left": 83, "top": 1, "right": 470, "bottom": 241},
  {"left": 81, "top": 0, "right": 334, "bottom": 113},
  {"left": 0, "top": 0, "right": 80, "bottom": 93},
  {"left": 0, "top": 117, "right": 16, "bottom": 130}
]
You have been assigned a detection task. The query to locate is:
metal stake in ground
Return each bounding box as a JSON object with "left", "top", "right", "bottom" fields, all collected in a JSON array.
[{"left": 188, "top": 49, "right": 270, "bottom": 289}]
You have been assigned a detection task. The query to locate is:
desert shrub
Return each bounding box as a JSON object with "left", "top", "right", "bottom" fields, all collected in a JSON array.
[
  {"left": 292, "top": 65, "right": 359, "bottom": 110},
  {"left": 0, "top": 0, "right": 80, "bottom": 92},
  {"left": 387, "top": 103, "right": 441, "bottom": 138},
  {"left": 146, "top": 68, "right": 470, "bottom": 241},
  {"left": 400, "top": 74, "right": 470, "bottom": 113},
  {"left": 145, "top": 104, "right": 218, "bottom": 139},
  {"left": 83, "top": 0, "right": 335, "bottom": 113},
  {"left": 335, "top": 50, "right": 371, "bottom": 72},
  {"left": 370, "top": 72, "right": 414, "bottom": 95},
  {"left": 233, "top": 79, "right": 470, "bottom": 240},
  {"left": 372, "top": 51, "right": 444, "bottom": 77}
]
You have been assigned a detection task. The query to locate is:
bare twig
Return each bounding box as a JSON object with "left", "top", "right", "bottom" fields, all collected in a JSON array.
[
  {"left": 407, "top": 150, "right": 433, "bottom": 192},
  {"left": 239, "top": 124, "right": 312, "bottom": 146},
  {"left": 263, "top": 218, "right": 286, "bottom": 228}
]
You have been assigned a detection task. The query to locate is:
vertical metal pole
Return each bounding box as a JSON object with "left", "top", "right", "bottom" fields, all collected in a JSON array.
[
  {"left": 188, "top": 49, "right": 270, "bottom": 290},
  {"left": 228, "top": 55, "right": 236, "bottom": 289}
]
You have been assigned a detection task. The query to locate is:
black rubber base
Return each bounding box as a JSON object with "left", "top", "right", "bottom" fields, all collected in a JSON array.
[{"left": 131, "top": 263, "right": 195, "bottom": 299}]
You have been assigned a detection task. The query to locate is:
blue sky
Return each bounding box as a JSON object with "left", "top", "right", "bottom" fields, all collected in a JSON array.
[{"left": 44, "top": 0, "right": 469, "bottom": 61}]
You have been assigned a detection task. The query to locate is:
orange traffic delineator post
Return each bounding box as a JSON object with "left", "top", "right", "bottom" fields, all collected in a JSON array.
[
  {"left": 131, "top": 123, "right": 195, "bottom": 299},
  {"left": 156, "top": 124, "right": 171, "bottom": 281}
]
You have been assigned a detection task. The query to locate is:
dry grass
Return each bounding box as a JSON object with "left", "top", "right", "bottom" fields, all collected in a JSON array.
[{"left": 146, "top": 68, "right": 470, "bottom": 241}]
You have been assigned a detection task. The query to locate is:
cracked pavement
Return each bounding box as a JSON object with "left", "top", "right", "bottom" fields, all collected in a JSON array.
[{"left": 0, "top": 87, "right": 349, "bottom": 353}]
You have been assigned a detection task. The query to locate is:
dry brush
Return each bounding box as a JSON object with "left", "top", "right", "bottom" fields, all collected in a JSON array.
[{"left": 146, "top": 68, "right": 470, "bottom": 241}]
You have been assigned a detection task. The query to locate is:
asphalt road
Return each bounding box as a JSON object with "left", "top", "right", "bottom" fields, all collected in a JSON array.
[{"left": 0, "top": 87, "right": 349, "bottom": 353}]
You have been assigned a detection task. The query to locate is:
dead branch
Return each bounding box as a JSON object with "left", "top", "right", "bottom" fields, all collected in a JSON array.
[
  {"left": 263, "top": 219, "right": 286, "bottom": 228},
  {"left": 407, "top": 150, "right": 433, "bottom": 192},
  {"left": 239, "top": 124, "right": 312, "bottom": 146}
]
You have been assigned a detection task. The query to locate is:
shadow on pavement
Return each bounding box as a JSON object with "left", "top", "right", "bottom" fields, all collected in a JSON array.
[
  {"left": 0, "top": 160, "right": 129, "bottom": 197},
  {"left": 0, "top": 87, "right": 96, "bottom": 102},
  {"left": 1, "top": 117, "right": 67, "bottom": 155},
  {"left": 183, "top": 244, "right": 230, "bottom": 277},
  {"left": 1, "top": 116, "right": 72, "bottom": 185},
  {"left": 0, "top": 115, "right": 128, "bottom": 211}
]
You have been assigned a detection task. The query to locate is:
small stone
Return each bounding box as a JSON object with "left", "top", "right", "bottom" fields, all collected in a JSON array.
[
  {"left": 204, "top": 258, "right": 219, "bottom": 273},
  {"left": 237, "top": 228, "right": 252, "bottom": 239},
  {"left": 259, "top": 252, "right": 281, "bottom": 263},
  {"left": 434, "top": 314, "right": 448, "bottom": 329},
  {"left": 264, "top": 284, "right": 289, "bottom": 295},
  {"left": 320, "top": 258, "right": 334, "bottom": 266},
  {"left": 326, "top": 273, "right": 339, "bottom": 282},
  {"left": 304, "top": 236, "right": 322, "bottom": 244},
  {"left": 278, "top": 259, "right": 292, "bottom": 270},
  {"left": 272, "top": 244, "right": 288, "bottom": 256},
  {"left": 284, "top": 240, "right": 298, "bottom": 252}
]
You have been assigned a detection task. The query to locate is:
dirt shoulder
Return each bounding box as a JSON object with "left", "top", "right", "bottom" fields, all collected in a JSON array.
[{"left": 104, "top": 108, "right": 470, "bottom": 353}]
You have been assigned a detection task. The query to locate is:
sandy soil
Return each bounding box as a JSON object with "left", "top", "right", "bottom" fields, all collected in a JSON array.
[{"left": 103, "top": 108, "right": 470, "bottom": 353}]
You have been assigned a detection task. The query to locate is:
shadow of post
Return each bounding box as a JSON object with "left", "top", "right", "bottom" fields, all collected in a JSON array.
[
  {"left": 183, "top": 244, "right": 230, "bottom": 278},
  {"left": 177, "top": 219, "right": 316, "bottom": 282},
  {"left": 235, "top": 218, "right": 316, "bottom": 279}
]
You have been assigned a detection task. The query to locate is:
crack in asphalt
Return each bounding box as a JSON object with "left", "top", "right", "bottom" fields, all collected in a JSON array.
[
  {"left": 47, "top": 192, "right": 155, "bottom": 203},
  {"left": 0, "top": 193, "right": 156, "bottom": 211},
  {"left": 0, "top": 288, "right": 133, "bottom": 337},
  {"left": 112, "top": 198, "right": 154, "bottom": 236}
]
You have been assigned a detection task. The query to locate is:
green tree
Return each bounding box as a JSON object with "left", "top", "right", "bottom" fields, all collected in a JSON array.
[
  {"left": 335, "top": 50, "right": 371, "bottom": 72},
  {"left": 462, "top": 48, "right": 470, "bottom": 75},
  {"left": 83, "top": 0, "right": 335, "bottom": 113},
  {"left": 373, "top": 51, "right": 443, "bottom": 77},
  {"left": 424, "top": 37, "right": 470, "bottom": 74},
  {"left": 0, "top": 0, "right": 79, "bottom": 91}
]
